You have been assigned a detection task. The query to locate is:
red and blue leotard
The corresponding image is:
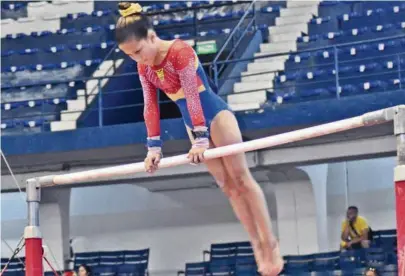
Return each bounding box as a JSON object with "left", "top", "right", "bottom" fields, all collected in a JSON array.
[{"left": 138, "top": 39, "right": 230, "bottom": 139}]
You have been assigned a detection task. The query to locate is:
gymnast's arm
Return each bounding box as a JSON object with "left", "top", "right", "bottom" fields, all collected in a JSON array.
[
  {"left": 138, "top": 66, "right": 161, "bottom": 148},
  {"left": 174, "top": 44, "right": 208, "bottom": 138}
]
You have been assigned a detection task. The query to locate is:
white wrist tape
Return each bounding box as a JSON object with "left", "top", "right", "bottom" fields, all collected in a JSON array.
[
  {"left": 192, "top": 137, "right": 210, "bottom": 149},
  {"left": 147, "top": 147, "right": 162, "bottom": 157}
]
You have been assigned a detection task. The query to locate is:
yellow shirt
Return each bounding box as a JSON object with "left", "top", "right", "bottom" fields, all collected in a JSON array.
[{"left": 341, "top": 216, "right": 369, "bottom": 239}]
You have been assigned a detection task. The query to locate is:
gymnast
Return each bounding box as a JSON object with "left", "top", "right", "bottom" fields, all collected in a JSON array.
[{"left": 115, "top": 3, "right": 283, "bottom": 275}]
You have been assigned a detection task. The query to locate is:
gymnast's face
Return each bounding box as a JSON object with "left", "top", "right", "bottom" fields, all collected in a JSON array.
[{"left": 119, "top": 33, "right": 159, "bottom": 66}]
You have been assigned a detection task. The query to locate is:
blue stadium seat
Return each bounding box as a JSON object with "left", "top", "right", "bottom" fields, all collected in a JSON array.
[
  {"left": 2, "top": 272, "right": 25, "bottom": 276},
  {"left": 383, "top": 264, "right": 398, "bottom": 273},
  {"left": 312, "top": 272, "right": 336, "bottom": 276},
  {"left": 373, "top": 229, "right": 397, "bottom": 250},
  {"left": 209, "top": 256, "right": 236, "bottom": 275},
  {"left": 312, "top": 251, "right": 339, "bottom": 272},
  {"left": 365, "top": 248, "right": 387, "bottom": 269},
  {"left": 235, "top": 255, "right": 256, "bottom": 276},
  {"left": 92, "top": 265, "right": 117, "bottom": 276},
  {"left": 283, "top": 254, "right": 314, "bottom": 274},
  {"left": 99, "top": 251, "right": 125, "bottom": 265},
  {"left": 116, "top": 264, "right": 142, "bottom": 276},
  {"left": 182, "top": 262, "right": 209, "bottom": 276},
  {"left": 74, "top": 252, "right": 100, "bottom": 267},
  {"left": 339, "top": 250, "right": 363, "bottom": 271}
]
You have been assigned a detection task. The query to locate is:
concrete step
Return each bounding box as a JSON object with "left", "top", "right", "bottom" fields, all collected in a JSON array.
[
  {"left": 260, "top": 41, "right": 297, "bottom": 54},
  {"left": 241, "top": 72, "right": 276, "bottom": 82},
  {"left": 50, "top": 59, "right": 125, "bottom": 133},
  {"left": 229, "top": 102, "right": 262, "bottom": 112},
  {"left": 269, "top": 23, "right": 308, "bottom": 36},
  {"left": 50, "top": 121, "right": 77, "bottom": 132},
  {"left": 85, "top": 59, "right": 124, "bottom": 105},
  {"left": 276, "top": 14, "right": 313, "bottom": 25},
  {"left": 67, "top": 99, "right": 86, "bottom": 111},
  {"left": 254, "top": 54, "right": 289, "bottom": 63},
  {"left": 60, "top": 110, "right": 83, "bottom": 121},
  {"left": 227, "top": 90, "right": 267, "bottom": 104},
  {"left": 248, "top": 61, "right": 285, "bottom": 73},
  {"left": 234, "top": 81, "right": 273, "bottom": 93},
  {"left": 270, "top": 30, "right": 302, "bottom": 43},
  {"left": 280, "top": 5, "right": 318, "bottom": 17},
  {"left": 287, "top": 0, "right": 320, "bottom": 8}
]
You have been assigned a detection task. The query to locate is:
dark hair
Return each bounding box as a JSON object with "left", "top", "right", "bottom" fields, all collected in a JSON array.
[
  {"left": 115, "top": 2, "right": 153, "bottom": 44},
  {"left": 78, "top": 264, "right": 92, "bottom": 275},
  {"left": 365, "top": 267, "right": 379, "bottom": 275},
  {"left": 348, "top": 206, "right": 358, "bottom": 212}
]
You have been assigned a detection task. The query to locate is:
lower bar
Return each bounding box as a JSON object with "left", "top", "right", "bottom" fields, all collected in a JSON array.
[
  {"left": 395, "top": 165, "right": 405, "bottom": 276},
  {"left": 25, "top": 235, "right": 43, "bottom": 276}
]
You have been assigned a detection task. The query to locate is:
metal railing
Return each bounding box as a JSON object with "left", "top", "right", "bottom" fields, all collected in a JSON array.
[{"left": 210, "top": 0, "right": 258, "bottom": 87}]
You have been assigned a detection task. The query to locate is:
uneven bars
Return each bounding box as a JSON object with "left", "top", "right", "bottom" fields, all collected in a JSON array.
[{"left": 30, "top": 106, "right": 400, "bottom": 187}]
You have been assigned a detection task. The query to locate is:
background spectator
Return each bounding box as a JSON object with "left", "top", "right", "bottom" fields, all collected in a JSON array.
[{"left": 340, "top": 206, "right": 372, "bottom": 250}]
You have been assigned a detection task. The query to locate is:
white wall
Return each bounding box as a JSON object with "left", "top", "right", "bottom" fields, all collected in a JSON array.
[
  {"left": 1, "top": 157, "right": 398, "bottom": 273},
  {"left": 326, "top": 157, "right": 397, "bottom": 250}
]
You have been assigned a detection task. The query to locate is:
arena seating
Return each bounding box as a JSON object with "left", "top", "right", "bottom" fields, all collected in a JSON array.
[
  {"left": 177, "top": 229, "right": 398, "bottom": 276},
  {"left": 1, "top": 0, "right": 282, "bottom": 134},
  {"left": 1, "top": 1, "right": 28, "bottom": 20},
  {"left": 275, "top": 1, "right": 405, "bottom": 100},
  {"left": 229, "top": 0, "right": 405, "bottom": 111},
  {"left": 1, "top": 1, "right": 404, "bottom": 134},
  {"left": 0, "top": 258, "right": 25, "bottom": 276},
  {"left": 0, "top": 230, "right": 398, "bottom": 275},
  {"left": 73, "top": 248, "right": 150, "bottom": 276},
  {"left": 1, "top": 248, "right": 150, "bottom": 276}
]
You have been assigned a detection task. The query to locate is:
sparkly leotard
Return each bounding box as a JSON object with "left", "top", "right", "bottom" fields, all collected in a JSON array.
[{"left": 138, "top": 39, "right": 230, "bottom": 138}]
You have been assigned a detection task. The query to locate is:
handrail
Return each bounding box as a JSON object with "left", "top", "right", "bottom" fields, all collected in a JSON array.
[
  {"left": 217, "top": 13, "right": 256, "bottom": 76},
  {"left": 211, "top": 0, "right": 257, "bottom": 65},
  {"left": 84, "top": 43, "right": 118, "bottom": 96},
  {"left": 210, "top": 0, "right": 257, "bottom": 86}
]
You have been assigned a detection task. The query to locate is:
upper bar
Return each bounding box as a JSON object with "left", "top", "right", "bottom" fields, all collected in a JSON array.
[{"left": 33, "top": 106, "right": 402, "bottom": 187}]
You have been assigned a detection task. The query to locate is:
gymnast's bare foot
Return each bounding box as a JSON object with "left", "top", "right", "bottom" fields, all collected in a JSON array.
[
  {"left": 251, "top": 240, "right": 264, "bottom": 273},
  {"left": 257, "top": 240, "right": 284, "bottom": 276}
]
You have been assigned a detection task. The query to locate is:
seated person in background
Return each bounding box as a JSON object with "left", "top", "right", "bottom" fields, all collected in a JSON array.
[
  {"left": 364, "top": 267, "right": 379, "bottom": 276},
  {"left": 340, "top": 206, "right": 371, "bottom": 250},
  {"left": 78, "top": 264, "right": 92, "bottom": 276}
]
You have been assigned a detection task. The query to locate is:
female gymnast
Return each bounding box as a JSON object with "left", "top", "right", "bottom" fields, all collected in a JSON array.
[{"left": 115, "top": 3, "right": 283, "bottom": 275}]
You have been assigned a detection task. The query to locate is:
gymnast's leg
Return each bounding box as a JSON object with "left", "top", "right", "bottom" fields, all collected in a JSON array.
[
  {"left": 185, "top": 127, "right": 265, "bottom": 269},
  {"left": 209, "top": 110, "right": 283, "bottom": 276}
]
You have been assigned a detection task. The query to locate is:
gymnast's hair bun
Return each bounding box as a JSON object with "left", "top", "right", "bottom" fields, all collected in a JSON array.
[{"left": 118, "top": 2, "right": 143, "bottom": 18}]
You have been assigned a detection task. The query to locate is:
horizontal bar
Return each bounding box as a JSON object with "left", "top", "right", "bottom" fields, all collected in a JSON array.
[{"left": 31, "top": 106, "right": 399, "bottom": 187}]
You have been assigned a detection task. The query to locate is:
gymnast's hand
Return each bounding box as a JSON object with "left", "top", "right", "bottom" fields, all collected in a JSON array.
[
  {"left": 144, "top": 147, "right": 162, "bottom": 173},
  {"left": 187, "top": 137, "right": 209, "bottom": 164}
]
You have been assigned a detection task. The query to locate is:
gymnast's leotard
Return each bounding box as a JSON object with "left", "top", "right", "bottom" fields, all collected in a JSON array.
[{"left": 138, "top": 39, "right": 231, "bottom": 138}]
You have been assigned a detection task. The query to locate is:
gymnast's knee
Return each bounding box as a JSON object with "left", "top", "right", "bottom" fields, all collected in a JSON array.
[
  {"left": 230, "top": 169, "right": 252, "bottom": 193},
  {"left": 219, "top": 171, "right": 251, "bottom": 198},
  {"left": 214, "top": 175, "right": 238, "bottom": 198}
]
